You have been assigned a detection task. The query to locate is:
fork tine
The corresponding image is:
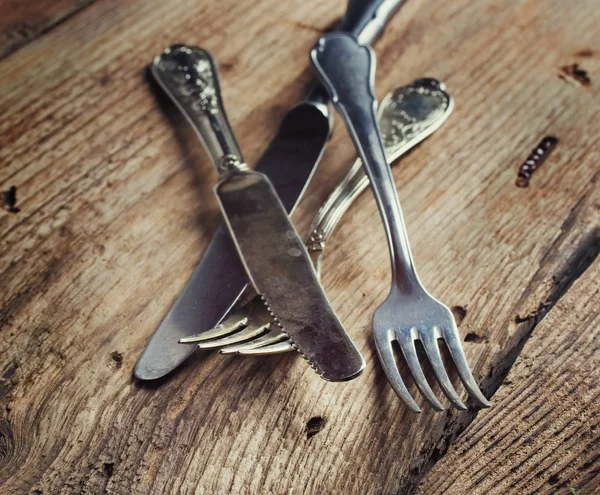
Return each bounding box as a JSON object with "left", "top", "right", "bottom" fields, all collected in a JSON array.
[
  {"left": 220, "top": 328, "right": 287, "bottom": 354},
  {"left": 374, "top": 332, "right": 421, "bottom": 413},
  {"left": 397, "top": 329, "right": 445, "bottom": 411},
  {"left": 179, "top": 315, "right": 249, "bottom": 343},
  {"left": 419, "top": 328, "right": 467, "bottom": 410},
  {"left": 237, "top": 341, "right": 294, "bottom": 355},
  {"left": 196, "top": 321, "right": 270, "bottom": 349},
  {"left": 442, "top": 325, "right": 491, "bottom": 408}
]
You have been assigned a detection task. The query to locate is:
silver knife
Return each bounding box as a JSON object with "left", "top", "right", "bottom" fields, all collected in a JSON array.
[
  {"left": 135, "top": 0, "right": 407, "bottom": 380},
  {"left": 149, "top": 46, "right": 365, "bottom": 381}
]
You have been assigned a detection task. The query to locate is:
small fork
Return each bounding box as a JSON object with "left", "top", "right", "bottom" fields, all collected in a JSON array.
[
  {"left": 311, "top": 32, "right": 490, "bottom": 412},
  {"left": 181, "top": 77, "right": 454, "bottom": 355}
]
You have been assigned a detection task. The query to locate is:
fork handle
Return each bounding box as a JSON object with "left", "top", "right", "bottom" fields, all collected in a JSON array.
[
  {"left": 310, "top": 33, "right": 420, "bottom": 295},
  {"left": 305, "top": 156, "right": 366, "bottom": 277},
  {"left": 340, "top": 0, "right": 406, "bottom": 45},
  {"left": 303, "top": 0, "right": 406, "bottom": 108}
]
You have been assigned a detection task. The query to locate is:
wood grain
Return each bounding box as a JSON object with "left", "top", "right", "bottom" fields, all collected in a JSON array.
[
  {"left": 416, "top": 256, "right": 600, "bottom": 495},
  {"left": 0, "top": 0, "right": 599, "bottom": 493},
  {"left": 0, "top": 0, "right": 95, "bottom": 60}
]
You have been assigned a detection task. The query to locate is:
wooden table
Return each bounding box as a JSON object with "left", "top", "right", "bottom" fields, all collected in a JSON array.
[{"left": 1, "top": 0, "right": 599, "bottom": 493}]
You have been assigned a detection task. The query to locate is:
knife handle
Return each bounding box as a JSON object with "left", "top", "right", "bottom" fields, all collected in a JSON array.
[
  {"left": 339, "top": 0, "right": 406, "bottom": 45},
  {"left": 152, "top": 45, "right": 248, "bottom": 178}
]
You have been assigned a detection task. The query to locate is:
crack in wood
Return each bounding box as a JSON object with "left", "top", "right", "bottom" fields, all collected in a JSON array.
[
  {"left": 401, "top": 215, "right": 600, "bottom": 493},
  {"left": 1, "top": 0, "right": 600, "bottom": 492},
  {"left": 0, "top": 0, "right": 97, "bottom": 61}
]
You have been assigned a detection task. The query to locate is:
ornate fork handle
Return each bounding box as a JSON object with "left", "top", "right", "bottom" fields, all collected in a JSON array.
[{"left": 306, "top": 79, "right": 452, "bottom": 276}]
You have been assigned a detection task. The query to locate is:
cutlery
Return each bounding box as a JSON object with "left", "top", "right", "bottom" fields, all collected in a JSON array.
[
  {"left": 183, "top": 78, "right": 454, "bottom": 355},
  {"left": 149, "top": 45, "right": 364, "bottom": 381},
  {"left": 310, "top": 32, "right": 490, "bottom": 410},
  {"left": 135, "top": 0, "right": 407, "bottom": 380}
]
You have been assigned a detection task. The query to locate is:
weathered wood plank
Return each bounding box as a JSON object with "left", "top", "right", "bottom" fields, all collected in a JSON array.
[
  {"left": 416, "top": 255, "right": 600, "bottom": 495},
  {"left": 0, "top": 0, "right": 599, "bottom": 493},
  {"left": 0, "top": 0, "right": 95, "bottom": 60}
]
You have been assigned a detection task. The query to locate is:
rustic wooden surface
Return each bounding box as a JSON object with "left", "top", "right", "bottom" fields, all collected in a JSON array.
[
  {"left": 0, "top": 0, "right": 599, "bottom": 493},
  {"left": 0, "top": 0, "right": 95, "bottom": 60},
  {"left": 416, "top": 256, "right": 600, "bottom": 494}
]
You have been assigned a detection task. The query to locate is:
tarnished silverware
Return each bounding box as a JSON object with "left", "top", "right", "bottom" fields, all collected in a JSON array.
[
  {"left": 310, "top": 32, "right": 490, "bottom": 411},
  {"left": 135, "top": 0, "right": 407, "bottom": 380},
  {"left": 152, "top": 45, "right": 364, "bottom": 381},
  {"left": 185, "top": 78, "right": 454, "bottom": 355}
]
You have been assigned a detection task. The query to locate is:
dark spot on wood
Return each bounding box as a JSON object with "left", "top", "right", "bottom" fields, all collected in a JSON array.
[
  {"left": 548, "top": 474, "right": 560, "bottom": 485},
  {"left": 1, "top": 186, "right": 20, "bottom": 213},
  {"left": 2, "top": 362, "right": 18, "bottom": 381},
  {"left": 576, "top": 49, "right": 593, "bottom": 57},
  {"left": 451, "top": 305, "right": 467, "bottom": 323},
  {"left": 99, "top": 74, "right": 112, "bottom": 86},
  {"left": 219, "top": 61, "right": 234, "bottom": 72},
  {"left": 110, "top": 351, "right": 123, "bottom": 369},
  {"left": 559, "top": 63, "right": 591, "bottom": 87},
  {"left": 430, "top": 445, "right": 445, "bottom": 462},
  {"left": 14, "top": 23, "right": 37, "bottom": 40},
  {"left": 306, "top": 416, "right": 326, "bottom": 438},
  {"left": 103, "top": 462, "right": 114, "bottom": 478},
  {"left": 516, "top": 136, "right": 558, "bottom": 187},
  {"left": 464, "top": 332, "right": 485, "bottom": 343},
  {"left": 49, "top": 346, "right": 66, "bottom": 360},
  {"left": 0, "top": 418, "right": 14, "bottom": 465}
]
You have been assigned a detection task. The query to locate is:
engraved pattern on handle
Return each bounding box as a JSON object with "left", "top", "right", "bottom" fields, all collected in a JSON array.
[
  {"left": 151, "top": 45, "right": 248, "bottom": 177},
  {"left": 311, "top": 33, "right": 422, "bottom": 295},
  {"left": 306, "top": 79, "right": 452, "bottom": 276}
]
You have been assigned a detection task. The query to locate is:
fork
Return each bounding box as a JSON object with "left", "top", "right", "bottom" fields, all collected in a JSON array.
[
  {"left": 181, "top": 77, "right": 454, "bottom": 355},
  {"left": 311, "top": 32, "right": 490, "bottom": 412}
]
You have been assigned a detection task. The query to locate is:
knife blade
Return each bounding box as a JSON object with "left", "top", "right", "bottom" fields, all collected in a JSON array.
[
  {"left": 135, "top": 0, "right": 407, "bottom": 380},
  {"left": 148, "top": 45, "right": 365, "bottom": 381},
  {"left": 216, "top": 170, "right": 365, "bottom": 381}
]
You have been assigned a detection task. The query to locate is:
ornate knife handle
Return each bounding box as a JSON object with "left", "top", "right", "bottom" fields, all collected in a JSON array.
[
  {"left": 152, "top": 45, "right": 248, "bottom": 177},
  {"left": 311, "top": 33, "right": 420, "bottom": 293},
  {"left": 306, "top": 79, "right": 452, "bottom": 276}
]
